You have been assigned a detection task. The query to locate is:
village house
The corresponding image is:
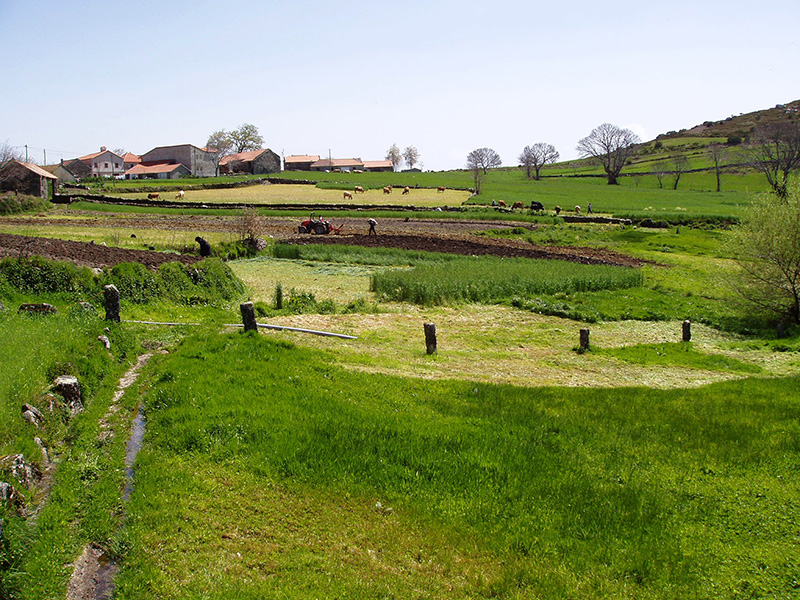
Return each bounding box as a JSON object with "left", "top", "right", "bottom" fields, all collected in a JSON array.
[
  {"left": 42, "top": 161, "right": 79, "bottom": 185},
  {"left": 78, "top": 147, "right": 125, "bottom": 178},
  {"left": 0, "top": 159, "right": 58, "bottom": 198},
  {"left": 309, "top": 158, "right": 364, "bottom": 172},
  {"left": 124, "top": 163, "right": 191, "bottom": 180},
  {"left": 219, "top": 149, "right": 281, "bottom": 175},
  {"left": 284, "top": 155, "right": 320, "bottom": 171},
  {"left": 137, "top": 144, "right": 217, "bottom": 177},
  {"left": 363, "top": 160, "right": 394, "bottom": 172}
]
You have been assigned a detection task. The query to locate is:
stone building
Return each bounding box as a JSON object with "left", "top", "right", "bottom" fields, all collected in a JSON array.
[
  {"left": 0, "top": 160, "right": 58, "bottom": 198},
  {"left": 138, "top": 144, "right": 218, "bottom": 177},
  {"left": 219, "top": 149, "right": 281, "bottom": 175}
]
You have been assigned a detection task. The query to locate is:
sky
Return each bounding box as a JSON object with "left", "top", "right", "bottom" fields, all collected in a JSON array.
[{"left": 1, "top": 0, "right": 798, "bottom": 171}]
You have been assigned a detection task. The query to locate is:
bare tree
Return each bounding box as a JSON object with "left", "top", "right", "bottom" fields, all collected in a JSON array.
[
  {"left": 229, "top": 123, "right": 264, "bottom": 153},
  {"left": 207, "top": 130, "right": 233, "bottom": 176},
  {"left": 652, "top": 159, "right": 669, "bottom": 189},
  {"left": 576, "top": 123, "right": 640, "bottom": 185},
  {"left": 671, "top": 154, "right": 690, "bottom": 190},
  {"left": 385, "top": 144, "right": 403, "bottom": 171},
  {"left": 745, "top": 122, "right": 800, "bottom": 198},
  {"left": 1, "top": 140, "right": 23, "bottom": 165},
  {"left": 403, "top": 146, "right": 420, "bottom": 170},
  {"left": 466, "top": 148, "right": 501, "bottom": 194},
  {"left": 518, "top": 143, "right": 559, "bottom": 180},
  {"left": 709, "top": 143, "right": 727, "bottom": 192}
]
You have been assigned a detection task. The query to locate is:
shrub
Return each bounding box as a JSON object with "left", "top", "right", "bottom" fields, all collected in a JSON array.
[
  {"left": 0, "top": 193, "right": 50, "bottom": 215},
  {"left": 0, "top": 257, "right": 95, "bottom": 298},
  {"left": 103, "top": 262, "right": 159, "bottom": 304}
]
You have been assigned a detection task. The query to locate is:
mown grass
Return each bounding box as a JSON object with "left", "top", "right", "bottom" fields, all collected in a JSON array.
[{"left": 113, "top": 332, "right": 800, "bottom": 599}]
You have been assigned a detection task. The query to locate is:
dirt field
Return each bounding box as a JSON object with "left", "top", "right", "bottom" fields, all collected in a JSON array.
[{"left": 0, "top": 214, "right": 644, "bottom": 268}]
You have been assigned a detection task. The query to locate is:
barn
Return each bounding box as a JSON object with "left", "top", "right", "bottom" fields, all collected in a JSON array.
[
  {"left": 138, "top": 144, "right": 217, "bottom": 177},
  {"left": 0, "top": 159, "right": 58, "bottom": 198},
  {"left": 124, "top": 163, "right": 191, "bottom": 180},
  {"left": 284, "top": 155, "right": 320, "bottom": 171},
  {"left": 219, "top": 149, "right": 281, "bottom": 175}
]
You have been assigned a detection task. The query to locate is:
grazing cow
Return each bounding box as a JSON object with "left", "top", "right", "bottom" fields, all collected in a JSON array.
[
  {"left": 437, "top": 186, "right": 446, "bottom": 193},
  {"left": 530, "top": 201, "right": 544, "bottom": 212},
  {"left": 343, "top": 191, "right": 353, "bottom": 200},
  {"left": 147, "top": 192, "right": 160, "bottom": 200},
  {"left": 497, "top": 200, "right": 507, "bottom": 207},
  {"left": 175, "top": 190, "right": 185, "bottom": 199},
  {"left": 575, "top": 205, "right": 581, "bottom": 214},
  {"left": 402, "top": 186, "right": 410, "bottom": 195},
  {"left": 383, "top": 186, "right": 392, "bottom": 194},
  {"left": 511, "top": 201, "right": 524, "bottom": 210},
  {"left": 554, "top": 205, "right": 562, "bottom": 215},
  {"left": 354, "top": 186, "right": 365, "bottom": 194}
]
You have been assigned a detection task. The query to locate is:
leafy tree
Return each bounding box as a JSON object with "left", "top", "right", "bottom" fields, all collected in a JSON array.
[
  {"left": 385, "top": 144, "right": 402, "bottom": 171},
  {"left": 576, "top": 123, "right": 640, "bottom": 185},
  {"left": 466, "top": 147, "right": 501, "bottom": 194},
  {"left": 728, "top": 182, "right": 800, "bottom": 324},
  {"left": 709, "top": 143, "right": 727, "bottom": 192},
  {"left": 745, "top": 122, "right": 800, "bottom": 198},
  {"left": 206, "top": 130, "right": 233, "bottom": 176},
  {"left": 671, "top": 154, "right": 690, "bottom": 190},
  {"left": 518, "top": 143, "right": 559, "bottom": 180},
  {"left": 229, "top": 123, "right": 264, "bottom": 154},
  {"left": 402, "top": 146, "right": 420, "bottom": 170}
]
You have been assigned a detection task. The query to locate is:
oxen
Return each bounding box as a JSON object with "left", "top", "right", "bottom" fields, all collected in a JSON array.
[
  {"left": 402, "top": 186, "right": 410, "bottom": 195},
  {"left": 383, "top": 186, "right": 392, "bottom": 194},
  {"left": 530, "top": 201, "right": 544, "bottom": 212},
  {"left": 511, "top": 201, "right": 524, "bottom": 210},
  {"left": 343, "top": 191, "right": 353, "bottom": 200},
  {"left": 437, "top": 186, "right": 446, "bottom": 193},
  {"left": 147, "top": 192, "right": 160, "bottom": 200},
  {"left": 497, "top": 200, "right": 507, "bottom": 207},
  {"left": 354, "top": 186, "right": 365, "bottom": 194},
  {"left": 175, "top": 190, "right": 185, "bottom": 199}
]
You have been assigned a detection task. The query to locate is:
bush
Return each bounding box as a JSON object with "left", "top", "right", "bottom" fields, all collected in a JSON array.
[
  {"left": 0, "top": 257, "right": 96, "bottom": 298},
  {"left": 0, "top": 194, "right": 50, "bottom": 215},
  {"left": 103, "top": 262, "right": 158, "bottom": 304}
]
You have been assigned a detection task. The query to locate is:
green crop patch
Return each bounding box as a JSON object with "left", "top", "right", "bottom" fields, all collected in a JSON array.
[{"left": 595, "top": 342, "right": 762, "bottom": 373}]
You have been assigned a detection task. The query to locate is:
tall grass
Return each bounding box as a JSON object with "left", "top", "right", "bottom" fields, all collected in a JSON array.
[
  {"left": 372, "top": 255, "right": 643, "bottom": 305},
  {"left": 114, "top": 333, "right": 800, "bottom": 598}
]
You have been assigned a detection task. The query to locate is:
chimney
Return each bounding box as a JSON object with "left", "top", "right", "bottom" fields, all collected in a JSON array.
[{"left": 100, "top": 146, "right": 107, "bottom": 152}]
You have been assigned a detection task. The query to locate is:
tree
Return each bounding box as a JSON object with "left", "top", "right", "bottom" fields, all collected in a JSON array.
[
  {"left": 518, "top": 143, "right": 559, "bottom": 180},
  {"left": 466, "top": 147, "right": 501, "bottom": 194},
  {"left": 1, "top": 140, "right": 23, "bottom": 165},
  {"left": 206, "top": 130, "right": 233, "bottom": 176},
  {"left": 652, "top": 159, "right": 669, "bottom": 189},
  {"left": 728, "top": 182, "right": 800, "bottom": 324},
  {"left": 745, "top": 122, "right": 800, "bottom": 198},
  {"left": 709, "top": 143, "right": 727, "bottom": 192},
  {"left": 576, "top": 123, "right": 640, "bottom": 185},
  {"left": 385, "top": 144, "right": 402, "bottom": 171},
  {"left": 229, "top": 123, "right": 264, "bottom": 154},
  {"left": 402, "top": 146, "right": 420, "bottom": 170},
  {"left": 671, "top": 154, "right": 690, "bottom": 190}
]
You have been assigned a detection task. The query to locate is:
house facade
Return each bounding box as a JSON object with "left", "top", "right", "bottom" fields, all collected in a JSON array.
[
  {"left": 42, "top": 162, "right": 79, "bottom": 184},
  {"left": 284, "top": 155, "right": 320, "bottom": 171},
  {"left": 363, "top": 160, "right": 394, "bottom": 172},
  {"left": 219, "top": 149, "right": 281, "bottom": 175},
  {"left": 309, "top": 158, "right": 363, "bottom": 172},
  {"left": 0, "top": 160, "right": 58, "bottom": 198},
  {"left": 125, "top": 163, "right": 191, "bottom": 179},
  {"left": 78, "top": 147, "right": 125, "bottom": 178},
  {"left": 138, "top": 144, "right": 217, "bottom": 177}
]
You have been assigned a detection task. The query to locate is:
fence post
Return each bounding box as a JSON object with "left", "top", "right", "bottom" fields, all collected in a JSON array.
[
  {"left": 424, "top": 323, "right": 437, "bottom": 355},
  {"left": 682, "top": 320, "right": 691, "bottom": 342},
  {"left": 579, "top": 328, "right": 590, "bottom": 351},
  {"left": 240, "top": 302, "right": 257, "bottom": 332},
  {"left": 104, "top": 284, "right": 120, "bottom": 322}
]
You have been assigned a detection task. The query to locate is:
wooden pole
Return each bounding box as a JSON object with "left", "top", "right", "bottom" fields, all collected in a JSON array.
[
  {"left": 424, "top": 322, "right": 437, "bottom": 355},
  {"left": 240, "top": 302, "right": 258, "bottom": 332},
  {"left": 579, "top": 328, "right": 590, "bottom": 351},
  {"left": 104, "top": 284, "right": 120, "bottom": 322}
]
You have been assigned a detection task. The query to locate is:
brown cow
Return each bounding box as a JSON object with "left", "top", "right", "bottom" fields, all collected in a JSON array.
[
  {"left": 402, "top": 186, "right": 410, "bottom": 195},
  {"left": 343, "top": 191, "right": 353, "bottom": 200},
  {"left": 383, "top": 186, "right": 392, "bottom": 194},
  {"left": 437, "top": 186, "right": 446, "bottom": 193},
  {"left": 354, "top": 186, "right": 365, "bottom": 194},
  {"left": 497, "top": 200, "right": 507, "bottom": 207},
  {"left": 147, "top": 192, "right": 160, "bottom": 200},
  {"left": 511, "top": 201, "right": 524, "bottom": 210}
]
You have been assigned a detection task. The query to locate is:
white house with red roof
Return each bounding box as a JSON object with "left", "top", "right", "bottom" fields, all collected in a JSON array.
[{"left": 78, "top": 147, "right": 125, "bottom": 178}]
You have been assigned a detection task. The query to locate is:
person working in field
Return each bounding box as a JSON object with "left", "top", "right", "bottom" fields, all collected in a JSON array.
[{"left": 368, "top": 218, "right": 377, "bottom": 236}]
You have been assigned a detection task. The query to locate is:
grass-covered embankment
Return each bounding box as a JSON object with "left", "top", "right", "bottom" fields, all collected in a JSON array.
[{"left": 114, "top": 331, "right": 800, "bottom": 599}]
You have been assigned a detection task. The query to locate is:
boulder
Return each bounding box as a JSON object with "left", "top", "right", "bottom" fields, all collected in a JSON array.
[
  {"left": 18, "top": 303, "right": 57, "bottom": 315},
  {"left": 97, "top": 335, "right": 111, "bottom": 350},
  {"left": 54, "top": 375, "right": 82, "bottom": 414}
]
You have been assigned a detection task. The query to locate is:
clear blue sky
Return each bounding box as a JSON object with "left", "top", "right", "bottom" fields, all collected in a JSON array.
[{"left": 2, "top": 0, "right": 798, "bottom": 171}]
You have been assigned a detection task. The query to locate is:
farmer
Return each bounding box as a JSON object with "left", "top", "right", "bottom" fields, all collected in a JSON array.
[
  {"left": 587, "top": 202, "right": 593, "bottom": 214},
  {"left": 368, "top": 218, "right": 377, "bottom": 236}
]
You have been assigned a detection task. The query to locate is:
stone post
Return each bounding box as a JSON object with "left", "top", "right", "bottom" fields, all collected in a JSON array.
[
  {"left": 579, "top": 328, "right": 590, "bottom": 351},
  {"left": 104, "top": 284, "right": 120, "bottom": 322},
  {"left": 54, "top": 375, "right": 82, "bottom": 414},
  {"left": 240, "top": 302, "right": 258, "bottom": 332},
  {"left": 682, "top": 320, "right": 691, "bottom": 342},
  {"left": 424, "top": 323, "right": 437, "bottom": 355}
]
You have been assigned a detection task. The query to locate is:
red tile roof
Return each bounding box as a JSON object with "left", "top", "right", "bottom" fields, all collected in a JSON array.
[
  {"left": 19, "top": 161, "right": 58, "bottom": 179},
  {"left": 219, "top": 149, "right": 266, "bottom": 165},
  {"left": 363, "top": 160, "right": 394, "bottom": 169},
  {"left": 125, "top": 163, "right": 185, "bottom": 175},
  {"left": 285, "top": 155, "right": 320, "bottom": 163},
  {"left": 310, "top": 158, "right": 363, "bottom": 168},
  {"left": 122, "top": 152, "right": 141, "bottom": 164}
]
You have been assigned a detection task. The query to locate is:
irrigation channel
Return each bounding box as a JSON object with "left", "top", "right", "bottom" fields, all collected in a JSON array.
[{"left": 66, "top": 353, "right": 154, "bottom": 600}]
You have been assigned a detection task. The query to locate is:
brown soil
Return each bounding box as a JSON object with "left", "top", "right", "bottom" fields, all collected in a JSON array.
[{"left": 0, "top": 214, "right": 645, "bottom": 268}]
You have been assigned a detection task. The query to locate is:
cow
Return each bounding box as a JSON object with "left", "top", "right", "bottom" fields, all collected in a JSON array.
[
  {"left": 354, "top": 186, "right": 365, "bottom": 194},
  {"left": 511, "top": 201, "right": 524, "bottom": 210},
  {"left": 383, "top": 186, "right": 392, "bottom": 194},
  {"left": 147, "top": 192, "right": 160, "bottom": 200},
  {"left": 554, "top": 205, "right": 562, "bottom": 215},
  {"left": 575, "top": 205, "right": 581, "bottom": 214},
  {"left": 175, "top": 190, "right": 185, "bottom": 199},
  {"left": 437, "top": 186, "right": 446, "bottom": 193},
  {"left": 343, "top": 191, "right": 353, "bottom": 200},
  {"left": 402, "top": 186, "right": 410, "bottom": 195},
  {"left": 530, "top": 201, "right": 544, "bottom": 212},
  {"left": 497, "top": 200, "right": 507, "bottom": 207}
]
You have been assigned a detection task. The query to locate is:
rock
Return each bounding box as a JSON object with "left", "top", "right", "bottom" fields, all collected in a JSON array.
[
  {"left": 18, "top": 303, "right": 57, "bottom": 315},
  {"left": 21, "top": 403, "right": 43, "bottom": 421},
  {"left": 9, "top": 454, "right": 40, "bottom": 486},
  {"left": 77, "top": 301, "right": 95, "bottom": 312},
  {"left": 54, "top": 375, "right": 82, "bottom": 414},
  {"left": 22, "top": 410, "right": 40, "bottom": 428},
  {"left": 34, "top": 437, "right": 49, "bottom": 463},
  {"left": 0, "top": 482, "right": 16, "bottom": 503},
  {"left": 97, "top": 335, "right": 111, "bottom": 350}
]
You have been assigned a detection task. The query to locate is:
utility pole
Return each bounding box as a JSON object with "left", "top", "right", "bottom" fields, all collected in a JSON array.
[
  {"left": 43, "top": 149, "right": 47, "bottom": 165},
  {"left": 25, "top": 144, "right": 28, "bottom": 162}
]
